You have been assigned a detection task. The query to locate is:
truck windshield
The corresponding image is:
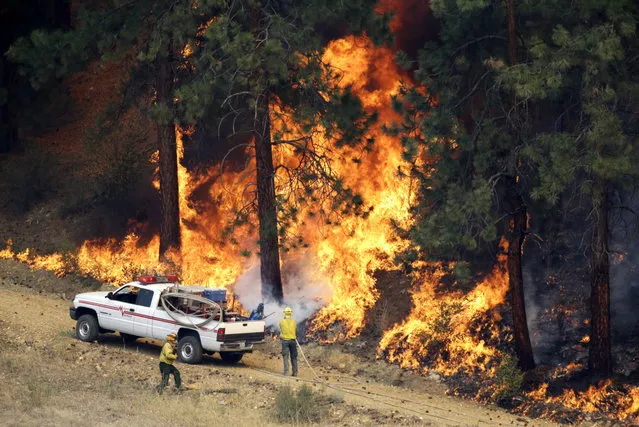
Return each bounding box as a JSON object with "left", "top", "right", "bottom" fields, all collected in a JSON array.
[{"left": 112, "top": 286, "right": 153, "bottom": 306}]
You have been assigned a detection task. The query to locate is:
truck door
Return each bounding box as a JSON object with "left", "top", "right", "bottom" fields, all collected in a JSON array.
[
  {"left": 132, "top": 288, "right": 155, "bottom": 337},
  {"left": 107, "top": 285, "right": 141, "bottom": 335}
]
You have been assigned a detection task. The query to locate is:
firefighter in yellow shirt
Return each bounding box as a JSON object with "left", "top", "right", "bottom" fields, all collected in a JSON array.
[
  {"left": 279, "top": 307, "right": 298, "bottom": 376},
  {"left": 156, "top": 333, "right": 182, "bottom": 394}
]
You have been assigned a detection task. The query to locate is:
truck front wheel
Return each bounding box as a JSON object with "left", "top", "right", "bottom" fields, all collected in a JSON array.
[
  {"left": 220, "top": 352, "right": 244, "bottom": 364},
  {"left": 177, "top": 335, "right": 203, "bottom": 364},
  {"left": 76, "top": 314, "right": 99, "bottom": 342}
]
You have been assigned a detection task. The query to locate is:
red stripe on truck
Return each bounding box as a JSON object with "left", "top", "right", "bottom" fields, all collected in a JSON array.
[{"left": 78, "top": 299, "right": 218, "bottom": 331}]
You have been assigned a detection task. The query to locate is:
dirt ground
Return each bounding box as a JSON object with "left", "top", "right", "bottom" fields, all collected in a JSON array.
[{"left": 0, "top": 259, "right": 572, "bottom": 427}]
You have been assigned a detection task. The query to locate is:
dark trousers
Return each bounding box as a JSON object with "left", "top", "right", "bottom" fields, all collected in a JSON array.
[
  {"left": 157, "top": 362, "right": 181, "bottom": 393},
  {"left": 281, "top": 339, "right": 298, "bottom": 376}
]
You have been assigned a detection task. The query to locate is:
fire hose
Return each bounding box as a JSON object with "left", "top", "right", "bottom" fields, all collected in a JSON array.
[
  {"left": 248, "top": 339, "right": 516, "bottom": 427},
  {"left": 160, "top": 292, "right": 223, "bottom": 330}
]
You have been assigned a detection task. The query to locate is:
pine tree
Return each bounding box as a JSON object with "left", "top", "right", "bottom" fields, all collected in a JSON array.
[
  {"left": 175, "top": 0, "right": 380, "bottom": 302},
  {"left": 501, "top": 0, "right": 639, "bottom": 375},
  {"left": 394, "top": 0, "right": 535, "bottom": 370}
]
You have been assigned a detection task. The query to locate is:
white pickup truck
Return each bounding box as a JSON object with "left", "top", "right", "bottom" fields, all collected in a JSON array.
[{"left": 69, "top": 275, "right": 265, "bottom": 364}]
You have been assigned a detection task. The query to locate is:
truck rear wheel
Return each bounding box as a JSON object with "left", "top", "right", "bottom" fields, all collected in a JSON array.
[
  {"left": 220, "top": 352, "right": 244, "bottom": 364},
  {"left": 177, "top": 335, "right": 203, "bottom": 364},
  {"left": 76, "top": 314, "right": 99, "bottom": 342}
]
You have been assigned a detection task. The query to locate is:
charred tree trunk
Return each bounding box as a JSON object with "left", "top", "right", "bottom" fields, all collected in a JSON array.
[
  {"left": 504, "top": 0, "right": 534, "bottom": 371},
  {"left": 505, "top": 0, "right": 536, "bottom": 370},
  {"left": 588, "top": 178, "right": 612, "bottom": 375},
  {"left": 255, "top": 95, "right": 283, "bottom": 303},
  {"left": 156, "top": 49, "right": 181, "bottom": 260},
  {"left": 505, "top": 178, "right": 535, "bottom": 370}
]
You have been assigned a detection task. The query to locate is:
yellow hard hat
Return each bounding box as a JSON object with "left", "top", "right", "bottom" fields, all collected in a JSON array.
[
  {"left": 167, "top": 333, "right": 177, "bottom": 341},
  {"left": 283, "top": 307, "right": 293, "bottom": 315}
]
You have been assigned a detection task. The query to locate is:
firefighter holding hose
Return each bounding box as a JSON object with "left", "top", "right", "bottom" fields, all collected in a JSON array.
[
  {"left": 156, "top": 333, "right": 182, "bottom": 394},
  {"left": 279, "top": 306, "right": 298, "bottom": 376}
]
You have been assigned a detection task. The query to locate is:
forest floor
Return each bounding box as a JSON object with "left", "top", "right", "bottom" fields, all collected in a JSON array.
[{"left": 0, "top": 257, "right": 572, "bottom": 427}]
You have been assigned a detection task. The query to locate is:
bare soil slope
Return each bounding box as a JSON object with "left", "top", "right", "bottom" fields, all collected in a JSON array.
[{"left": 0, "top": 259, "right": 567, "bottom": 427}]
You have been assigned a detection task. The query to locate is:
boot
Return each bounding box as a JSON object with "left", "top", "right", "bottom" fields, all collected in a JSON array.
[
  {"left": 283, "top": 357, "right": 290, "bottom": 376},
  {"left": 292, "top": 358, "right": 298, "bottom": 377}
]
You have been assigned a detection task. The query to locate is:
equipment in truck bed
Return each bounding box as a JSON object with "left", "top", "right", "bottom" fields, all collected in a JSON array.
[{"left": 158, "top": 285, "right": 245, "bottom": 328}]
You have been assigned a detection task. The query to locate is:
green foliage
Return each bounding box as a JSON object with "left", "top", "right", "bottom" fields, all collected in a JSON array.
[
  {"left": 497, "top": 0, "right": 639, "bottom": 203},
  {"left": 410, "top": 177, "right": 495, "bottom": 258},
  {"left": 275, "top": 384, "right": 323, "bottom": 424},
  {"left": 394, "top": 0, "right": 639, "bottom": 273},
  {"left": 389, "top": 0, "right": 514, "bottom": 266},
  {"left": 493, "top": 354, "right": 525, "bottom": 400},
  {"left": 7, "top": 28, "right": 91, "bottom": 90}
]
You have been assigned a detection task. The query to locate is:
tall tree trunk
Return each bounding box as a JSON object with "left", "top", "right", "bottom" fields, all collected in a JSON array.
[
  {"left": 505, "top": 178, "right": 536, "bottom": 370},
  {"left": 156, "top": 49, "right": 181, "bottom": 260},
  {"left": 255, "top": 95, "right": 283, "bottom": 302},
  {"left": 589, "top": 178, "right": 612, "bottom": 375},
  {"left": 505, "top": 0, "right": 535, "bottom": 370}
]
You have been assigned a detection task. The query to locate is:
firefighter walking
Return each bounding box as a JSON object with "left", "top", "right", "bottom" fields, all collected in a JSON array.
[
  {"left": 279, "top": 306, "right": 298, "bottom": 376},
  {"left": 157, "top": 333, "right": 182, "bottom": 394}
]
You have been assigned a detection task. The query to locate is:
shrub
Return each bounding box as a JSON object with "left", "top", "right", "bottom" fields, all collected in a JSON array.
[
  {"left": 275, "top": 384, "right": 323, "bottom": 424},
  {"left": 493, "top": 353, "right": 524, "bottom": 400}
]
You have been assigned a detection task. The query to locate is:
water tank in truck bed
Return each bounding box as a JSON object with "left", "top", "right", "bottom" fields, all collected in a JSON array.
[{"left": 202, "top": 288, "right": 227, "bottom": 302}]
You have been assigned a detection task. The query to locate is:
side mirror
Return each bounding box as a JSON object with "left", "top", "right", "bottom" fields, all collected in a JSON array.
[{"left": 106, "top": 292, "right": 113, "bottom": 299}]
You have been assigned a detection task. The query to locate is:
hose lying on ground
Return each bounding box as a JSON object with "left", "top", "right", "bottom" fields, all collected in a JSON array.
[{"left": 247, "top": 339, "right": 516, "bottom": 426}]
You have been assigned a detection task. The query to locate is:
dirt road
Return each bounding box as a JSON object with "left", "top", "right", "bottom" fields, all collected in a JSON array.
[{"left": 0, "top": 262, "right": 563, "bottom": 426}]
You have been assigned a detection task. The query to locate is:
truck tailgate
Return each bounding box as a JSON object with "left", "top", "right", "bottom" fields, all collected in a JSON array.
[{"left": 218, "top": 321, "right": 265, "bottom": 342}]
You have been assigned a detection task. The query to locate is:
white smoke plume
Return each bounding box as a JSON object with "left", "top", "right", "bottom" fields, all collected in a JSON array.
[{"left": 233, "top": 259, "right": 333, "bottom": 329}]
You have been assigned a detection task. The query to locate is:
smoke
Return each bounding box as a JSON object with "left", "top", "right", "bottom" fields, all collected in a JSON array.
[
  {"left": 610, "top": 246, "right": 639, "bottom": 339},
  {"left": 233, "top": 256, "right": 333, "bottom": 329}
]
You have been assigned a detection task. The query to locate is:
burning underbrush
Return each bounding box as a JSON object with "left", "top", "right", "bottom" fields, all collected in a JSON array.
[
  {"left": 367, "top": 257, "right": 639, "bottom": 425},
  {"left": 518, "top": 373, "right": 639, "bottom": 424}
]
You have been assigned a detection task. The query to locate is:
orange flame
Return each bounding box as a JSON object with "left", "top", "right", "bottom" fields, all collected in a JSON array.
[
  {"left": 71, "top": 34, "right": 416, "bottom": 342},
  {"left": 0, "top": 239, "right": 69, "bottom": 277},
  {"left": 526, "top": 380, "right": 639, "bottom": 420},
  {"left": 378, "top": 241, "right": 509, "bottom": 377}
]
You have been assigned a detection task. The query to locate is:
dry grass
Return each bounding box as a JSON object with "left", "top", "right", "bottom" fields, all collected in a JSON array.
[{"left": 0, "top": 338, "right": 280, "bottom": 427}]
